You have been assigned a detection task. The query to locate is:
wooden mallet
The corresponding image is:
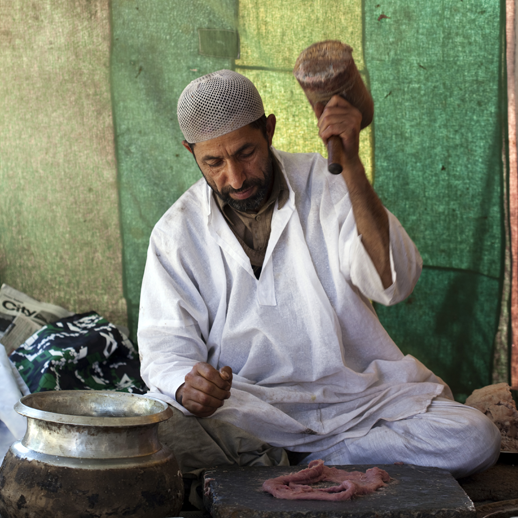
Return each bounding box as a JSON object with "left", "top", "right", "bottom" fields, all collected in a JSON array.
[{"left": 293, "top": 40, "right": 374, "bottom": 175}]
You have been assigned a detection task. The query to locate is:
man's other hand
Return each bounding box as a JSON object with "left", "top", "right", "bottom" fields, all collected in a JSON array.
[{"left": 176, "top": 363, "right": 232, "bottom": 417}]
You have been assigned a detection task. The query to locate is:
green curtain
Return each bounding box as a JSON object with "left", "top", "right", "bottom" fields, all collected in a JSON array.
[
  {"left": 113, "top": 0, "right": 505, "bottom": 400},
  {"left": 0, "top": 0, "right": 506, "bottom": 401},
  {"left": 110, "top": 0, "right": 239, "bottom": 339},
  {"left": 110, "top": 0, "right": 372, "bottom": 339},
  {"left": 364, "top": 0, "right": 505, "bottom": 401}
]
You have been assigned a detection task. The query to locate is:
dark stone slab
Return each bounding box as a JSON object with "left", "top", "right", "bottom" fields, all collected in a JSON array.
[{"left": 203, "top": 464, "right": 475, "bottom": 518}]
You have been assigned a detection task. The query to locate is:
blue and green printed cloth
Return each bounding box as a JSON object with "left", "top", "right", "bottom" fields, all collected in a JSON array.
[{"left": 10, "top": 312, "right": 147, "bottom": 394}]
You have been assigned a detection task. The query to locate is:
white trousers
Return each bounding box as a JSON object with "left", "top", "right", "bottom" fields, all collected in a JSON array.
[{"left": 303, "top": 398, "right": 501, "bottom": 478}]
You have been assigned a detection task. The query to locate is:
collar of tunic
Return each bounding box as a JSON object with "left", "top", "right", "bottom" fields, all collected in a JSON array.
[{"left": 213, "top": 154, "right": 289, "bottom": 273}]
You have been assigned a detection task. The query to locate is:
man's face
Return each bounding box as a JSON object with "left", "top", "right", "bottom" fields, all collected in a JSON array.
[{"left": 183, "top": 115, "right": 276, "bottom": 212}]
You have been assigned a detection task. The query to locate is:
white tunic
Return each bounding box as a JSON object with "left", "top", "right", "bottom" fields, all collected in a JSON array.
[{"left": 138, "top": 149, "right": 452, "bottom": 453}]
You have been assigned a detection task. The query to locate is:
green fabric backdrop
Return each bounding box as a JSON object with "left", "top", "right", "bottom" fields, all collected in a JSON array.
[
  {"left": 111, "top": 0, "right": 505, "bottom": 400},
  {"left": 364, "top": 0, "right": 505, "bottom": 401},
  {"left": 110, "top": 0, "right": 373, "bottom": 340},
  {"left": 110, "top": 0, "right": 505, "bottom": 400},
  {"left": 0, "top": 0, "right": 503, "bottom": 401},
  {"left": 110, "top": 0, "right": 239, "bottom": 339}
]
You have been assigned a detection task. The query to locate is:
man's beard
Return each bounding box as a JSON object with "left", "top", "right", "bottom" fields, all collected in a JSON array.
[{"left": 205, "top": 149, "right": 274, "bottom": 212}]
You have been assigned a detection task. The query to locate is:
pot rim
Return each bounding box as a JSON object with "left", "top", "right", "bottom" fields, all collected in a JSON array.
[{"left": 15, "top": 390, "right": 173, "bottom": 427}]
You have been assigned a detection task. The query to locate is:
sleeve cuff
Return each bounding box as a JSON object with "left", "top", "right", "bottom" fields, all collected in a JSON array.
[{"left": 349, "top": 210, "right": 422, "bottom": 305}]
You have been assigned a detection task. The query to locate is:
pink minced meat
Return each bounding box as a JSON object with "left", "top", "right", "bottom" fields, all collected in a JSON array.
[{"left": 262, "top": 460, "right": 390, "bottom": 501}]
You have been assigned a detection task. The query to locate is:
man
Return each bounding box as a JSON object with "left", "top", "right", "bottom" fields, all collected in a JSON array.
[{"left": 138, "top": 70, "right": 500, "bottom": 481}]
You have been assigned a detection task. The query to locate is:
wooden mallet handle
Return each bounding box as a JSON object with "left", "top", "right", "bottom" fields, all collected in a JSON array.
[{"left": 327, "top": 136, "right": 345, "bottom": 175}]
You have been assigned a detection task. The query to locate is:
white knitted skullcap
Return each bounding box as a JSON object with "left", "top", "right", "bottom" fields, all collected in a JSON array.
[{"left": 177, "top": 70, "right": 265, "bottom": 143}]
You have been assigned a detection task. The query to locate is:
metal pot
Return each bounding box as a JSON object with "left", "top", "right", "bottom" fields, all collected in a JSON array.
[{"left": 0, "top": 390, "right": 183, "bottom": 517}]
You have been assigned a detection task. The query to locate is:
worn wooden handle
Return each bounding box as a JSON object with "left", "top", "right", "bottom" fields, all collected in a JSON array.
[{"left": 327, "top": 135, "right": 344, "bottom": 175}]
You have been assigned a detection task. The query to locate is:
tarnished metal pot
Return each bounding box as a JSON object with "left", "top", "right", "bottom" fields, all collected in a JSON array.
[{"left": 0, "top": 391, "right": 183, "bottom": 517}]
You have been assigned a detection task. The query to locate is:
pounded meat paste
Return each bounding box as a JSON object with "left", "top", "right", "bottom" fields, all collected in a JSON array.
[{"left": 262, "top": 460, "right": 390, "bottom": 501}]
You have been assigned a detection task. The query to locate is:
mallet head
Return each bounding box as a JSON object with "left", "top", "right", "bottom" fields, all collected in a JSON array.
[{"left": 293, "top": 40, "right": 373, "bottom": 129}]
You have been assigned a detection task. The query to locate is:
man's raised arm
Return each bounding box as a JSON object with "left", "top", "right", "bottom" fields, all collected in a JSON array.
[
  {"left": 316, "top": 95, "right": 392, "bottom": 289},
  {"left": 315, "top": 95, "right": 422, "bottom": 305}
]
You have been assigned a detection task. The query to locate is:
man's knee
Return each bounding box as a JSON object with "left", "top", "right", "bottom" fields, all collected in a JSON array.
[
  {"left": 450, "top": 405, "right": 500, "bottom": 477},
  {"left": 422, "top": 401, "right": 501, "bottom": 478},
  {"left": 378, "top": 399, "right": 501, "bottom": 478}
]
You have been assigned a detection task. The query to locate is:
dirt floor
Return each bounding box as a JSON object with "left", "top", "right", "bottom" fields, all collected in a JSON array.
[
  {"left": 457, "top": 456, "right": 518, "bottom": 518},
  {"left": 459, "top": 464, "right": 518, "bottom": 503}
]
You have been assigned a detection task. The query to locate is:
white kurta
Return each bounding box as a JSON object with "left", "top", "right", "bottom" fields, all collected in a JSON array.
[{"left": 138, "top": 148, "right": 452, "bottom": 453}]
